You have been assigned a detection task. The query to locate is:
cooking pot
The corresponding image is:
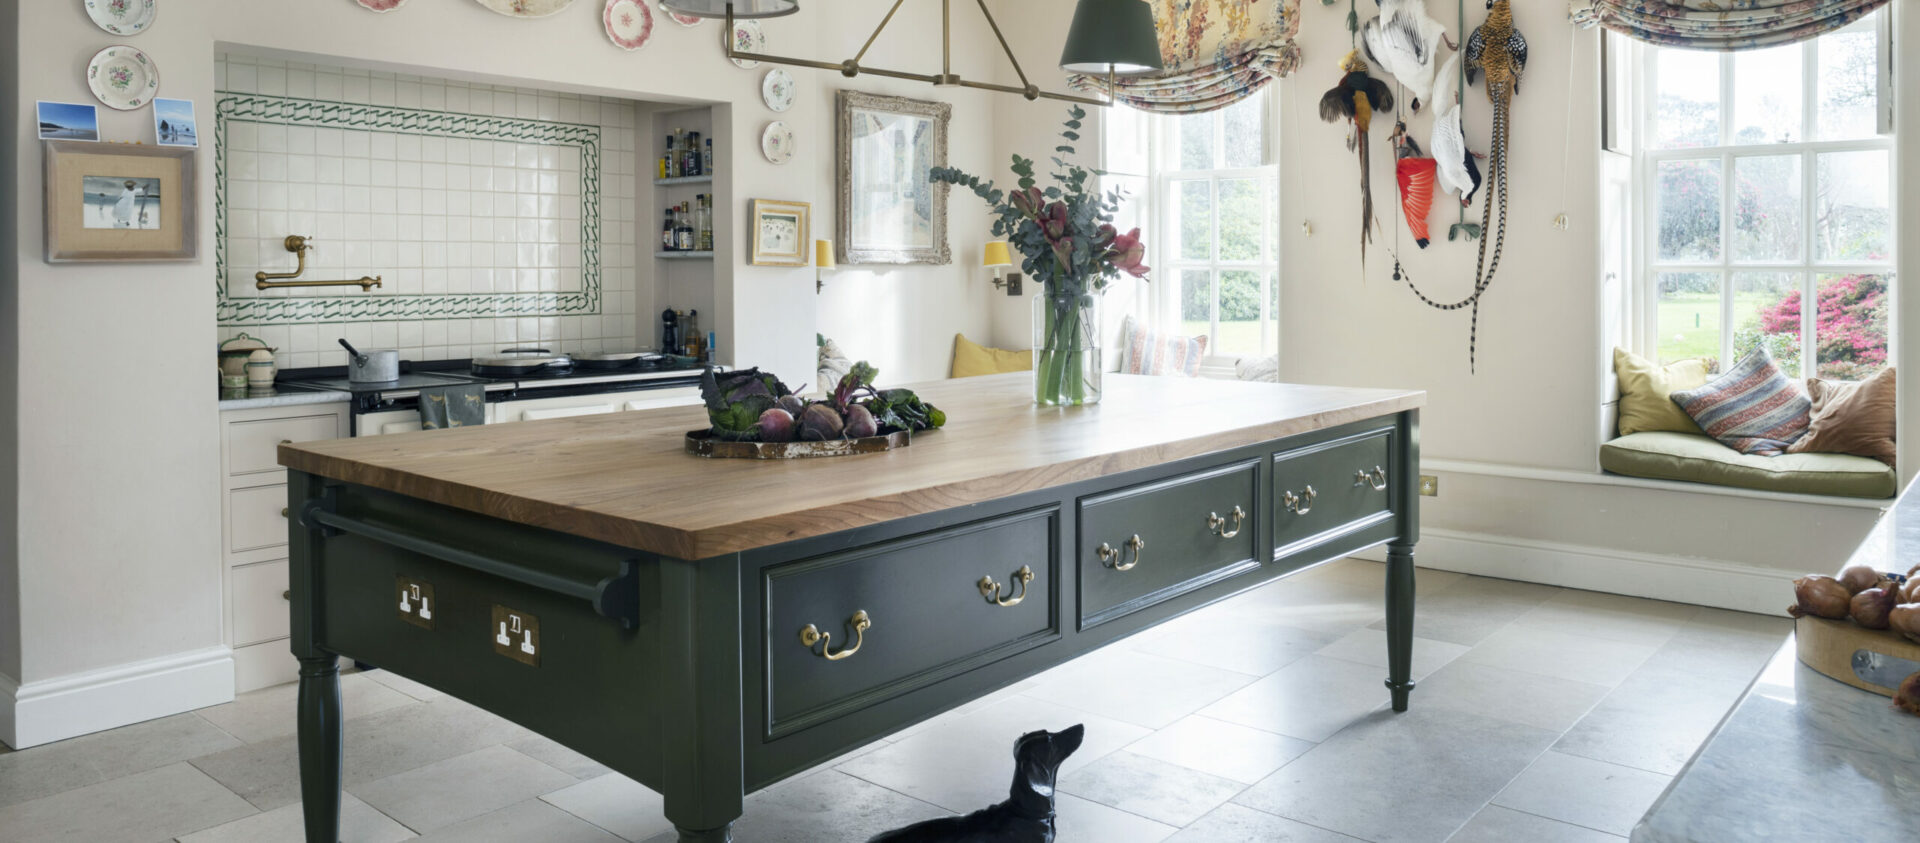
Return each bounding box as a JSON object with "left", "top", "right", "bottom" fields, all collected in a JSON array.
[{"left": 338, "top": 338, "right": 400, "bottom": 383}]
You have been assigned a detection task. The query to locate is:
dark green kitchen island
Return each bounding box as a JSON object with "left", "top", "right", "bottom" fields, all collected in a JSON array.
[{"left": 279, "top": 372, "right": 1424, "bottom": 842}]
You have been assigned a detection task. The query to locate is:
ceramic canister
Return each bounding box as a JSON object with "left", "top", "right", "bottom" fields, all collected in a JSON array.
[{"left": 246, "top": 348, "right": 277, "bottom": 387}]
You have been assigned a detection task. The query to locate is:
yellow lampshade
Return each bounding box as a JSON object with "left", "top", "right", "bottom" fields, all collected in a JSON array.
[
  {"left": 814, "top": 240, "right": 836, "bottom": 269},
  {"left": 982, "top": 241, "right": 1012, "bottom": 268}
]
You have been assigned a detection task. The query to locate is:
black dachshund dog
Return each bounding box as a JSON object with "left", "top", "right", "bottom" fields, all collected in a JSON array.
[{"left": 868, "top": 724, "right": 1085, "bottom": 843}]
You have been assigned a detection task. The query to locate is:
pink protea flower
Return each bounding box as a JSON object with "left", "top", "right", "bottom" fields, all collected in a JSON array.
[{"left": 1107, "top": 227, "right": 1149, "bottom": 278}]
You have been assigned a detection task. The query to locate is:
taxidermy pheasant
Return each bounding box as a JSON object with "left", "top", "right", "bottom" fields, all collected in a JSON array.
[
  {"left": 1390, "top": 122, "right": 1436, "bottom": 249},
  {"left": 1320, "top": 48, "right": 1395, "bottom": 275},
  {"left": 1362, "top": 0, "right": 1454, "bottom": 114}
]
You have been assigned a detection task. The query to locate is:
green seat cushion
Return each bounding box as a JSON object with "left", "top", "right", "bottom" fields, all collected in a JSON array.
[{"left": 1601, "top": 431, "right": 1896, "bottom": 499}]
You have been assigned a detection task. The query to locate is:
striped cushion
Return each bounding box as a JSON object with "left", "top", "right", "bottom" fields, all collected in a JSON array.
[
  {"left": 1119, "top": 317, "right": 1208, "bottom": 377},
  {"left": 1670, "top": 348, "right": 1811, "bottom": 456}
]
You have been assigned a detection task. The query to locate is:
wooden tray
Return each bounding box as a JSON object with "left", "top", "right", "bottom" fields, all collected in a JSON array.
[
  {"left": 685, "top": 429, "right": 909, "bottom": 460},
  {"left": 1796, "top": 615, "right": 1920, "bottom": 697}
]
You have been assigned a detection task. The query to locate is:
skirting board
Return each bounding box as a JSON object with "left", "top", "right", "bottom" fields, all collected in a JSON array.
[
  {"left": 1352, "top": 528, "right": 1797, "bottom": 617},
  {"left": 0, "top": 646, "right": 235, "bottom": 749}
]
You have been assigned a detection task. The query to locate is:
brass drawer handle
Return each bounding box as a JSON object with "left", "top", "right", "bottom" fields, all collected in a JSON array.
[
  {"left": 282, "top": 590, "right": 290, "bottom": 601},
  {"left": 1097, "top": 535, "right": 1146, "bottom": 571},
  {"left": 1283, "top": 486, "right": 1317, "bottom": 515},
  {"left": 978, "top": 565, "right": 1035, "bottom": 607},
  {"left": 799, "top": 610, "right": 871, "bottom": 661},
  {"left": 280, "top": 439, "right": 293, "bottom": 445},
  {"left": 1207, "top": 506, "right": 1247, "bottom": 539},
  {"left": 1355, "top": 466, "right": 1388, "bottom": 491},
  {"left": 281, "top": 507, "right": 290, "bottom": 518}
]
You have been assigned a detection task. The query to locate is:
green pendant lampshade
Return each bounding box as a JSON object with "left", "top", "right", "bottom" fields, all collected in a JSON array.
[
  {"left": 1059, "top": 0, "right": 1164, "bottom": 75},
  {"left": 659, "top": 0, "right": 799, "bottom": 19}
]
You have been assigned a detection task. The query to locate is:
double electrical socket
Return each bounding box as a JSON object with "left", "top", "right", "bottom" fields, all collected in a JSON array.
[
  {"left": 396, "top": 576, "right": 435, "bottom": 629},
  {"left": 492, "top": 605, "right": 540, "bottom": 667}
]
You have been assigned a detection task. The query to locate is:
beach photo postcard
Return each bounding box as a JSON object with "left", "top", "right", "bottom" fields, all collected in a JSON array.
[
  {"left": 153, "top": 98, "right": 197, "bottom": 147},
  {"left": 37, "top": 101, "right": 100, "bottom": 142}
]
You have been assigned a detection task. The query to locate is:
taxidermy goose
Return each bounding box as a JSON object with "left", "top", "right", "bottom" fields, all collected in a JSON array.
[
  {"left": 1361, "top": 0, "right": 1455, "bottom": 114},
  {"left": 1319, "top": 49, "right": 1396, "bottom": 274}
]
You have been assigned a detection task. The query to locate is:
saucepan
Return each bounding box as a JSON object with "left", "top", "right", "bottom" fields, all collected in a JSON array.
[{"left": 338, "top": 338, "right": 400, "bottom": 383}]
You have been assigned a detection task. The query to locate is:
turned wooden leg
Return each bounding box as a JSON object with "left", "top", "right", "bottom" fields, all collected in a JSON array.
[
  {"left": 297, "top": 654, "right": 343, "bottom": 843},
  {"left": 676, "top": 824, "right": 736, "bottom": 842},
  {"left": 1385, "top": 542, "right": 1417, "bottom": 712}
]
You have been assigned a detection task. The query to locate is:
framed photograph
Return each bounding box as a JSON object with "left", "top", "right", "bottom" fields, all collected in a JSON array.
[
  {"left": 37, "top": 101, "right": 100, "bottom": 142},
  {"left": 751, "top": 199, "right": 810, "bottom": 267},
  {"left": 44, "top": 140, "right": 197, "bottom": 262},
  {"left": 153, "top": 98, "right": 199, "bottom": 147},
  {"left": 836, "top": 91, "right": 951, "bottom": 265}
]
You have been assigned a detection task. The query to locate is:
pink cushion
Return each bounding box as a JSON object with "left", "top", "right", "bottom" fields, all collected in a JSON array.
[{"left": 1119, "top": 317, "right": 1207, "bottom": 377}]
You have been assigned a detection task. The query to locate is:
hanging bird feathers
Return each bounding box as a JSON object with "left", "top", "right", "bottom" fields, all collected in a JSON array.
[
  {"left": 1464, "top": 0, "right": 1529, "bottom": 101},
  {"left": 1390, "top": 123, "right": 1437, "bottom": 249},
  {"left": 1319, "top": 49, "right": 1395, "bottom": 276},
  {"left": 1361, "top": 0, "right": 1455, "bottom": 114}
]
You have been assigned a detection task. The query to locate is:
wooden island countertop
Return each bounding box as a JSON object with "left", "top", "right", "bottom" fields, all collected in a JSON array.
[{"left": 279, "top": 373, "right": 1424, "bottom": 559}]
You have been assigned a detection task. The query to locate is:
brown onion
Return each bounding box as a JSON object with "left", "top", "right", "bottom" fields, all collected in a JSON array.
[
  {"left": 1789, "top": 575, "right": 1853, "bottom": 619},
  {"left": 1891, "top": 604, "right": 1920, "bottom": 644},
  {"left": 1837, "top": 565, "right": 1884, "bottom": 594},
  {"left": 1850, "top": 586, "right": 1897, "bottom": 629},
  {"left": 1895, "top": 672, "right": 1920, "bottom": 717}
]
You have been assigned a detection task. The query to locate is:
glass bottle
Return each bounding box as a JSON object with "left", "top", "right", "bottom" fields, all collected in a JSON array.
[
  {"left": 666, "top": 132, "right": 681, "bottom": 178},
  {"left": 677, "top": 203, "right": 695, "bottom": 251},
  {"left": 661, "top": 208, "right": 676, "bottom": 251},
  {"left": 703, "top": 138, "right": 714, "bottom": 178},
  {"left": 697, "top": 194, "right": 714, "bottom": 252}
]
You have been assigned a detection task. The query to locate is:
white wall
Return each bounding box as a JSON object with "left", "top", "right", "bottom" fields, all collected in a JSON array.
[{"left": 2, "top": 0, "right": 997, "bottom": 745}]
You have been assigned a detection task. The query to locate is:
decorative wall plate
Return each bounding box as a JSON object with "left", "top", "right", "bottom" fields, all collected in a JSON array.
[
  {"left": 761, "top": 68, "right": 794, "bottom": 113},
  {"left": 761, "top": 120, "right": 793, "bottom": 164},
  {"left": 356, "top": 0, "right": 410, "bottom": 12},
  {"left": 87, "top": 45, "right": 160, "bottom": 111},
  {"left": 657, "top": 0, "right": 700, "bottom": 26},
  {"left": 472, "top": 0, "right": 575, "bottom": 18},
  {"left": 730, "top": 19, "right": 765, "bottom": 69},
  {"left": 603, "top": 0, "right": 653, "bottom": 50},
  {"left": 84, "top": 0, "right": 156, "bottom": 36}
]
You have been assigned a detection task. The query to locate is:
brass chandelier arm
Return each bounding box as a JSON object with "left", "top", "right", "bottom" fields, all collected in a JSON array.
[{"left": 722, "top": 1, "right": 1111, "bottom": 107}]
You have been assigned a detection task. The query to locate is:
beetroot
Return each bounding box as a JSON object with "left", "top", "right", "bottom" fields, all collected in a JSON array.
[
  {"left": 799, "top": 403, "right": 845, "bottom": 441},
  {"left": 756, "top": 408, "right": 796, "bottom": 442},
  {"left": 845, "top": 405, "right": 878, "bottom": 439}
]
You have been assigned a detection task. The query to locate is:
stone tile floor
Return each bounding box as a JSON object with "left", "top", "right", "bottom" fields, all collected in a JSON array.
[{"left": 0, "top": 559, "right": 1792, "bottom": 843}]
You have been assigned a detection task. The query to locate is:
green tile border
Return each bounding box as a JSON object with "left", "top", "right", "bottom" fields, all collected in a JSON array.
[{"left": 215, "top": 93, "right": 602, "bottom": 325}]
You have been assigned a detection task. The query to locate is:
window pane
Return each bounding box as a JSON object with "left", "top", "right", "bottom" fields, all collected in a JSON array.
[
  {"left": 1657, "top": 159, "right": 1721, "bottom": 261},
  {"left": 1173, "top": 180, "right": 1212, "bottom": 261},
  {"left": 1817, "top": 19, "right": 1880, "bottom": 141},
  {"left": 1732, "top": 44, "right": 1802, "bottom": 143},
  {"left": 1214, "top": 270, "right": 1263, "bottom": 356},
  {"left": 1814, "top": 273, "right": 1889, "bottom": 380},
  {"left": 1221, "top": 96, "right": 1265, "bottom": 169},
  {"left": 1658, "top": 272, "right": 1722, "bottom": 369},
  {"left": 1174, "top": 111, "right": 1215, "bottom": 170},
  {"left": 1179, "top": 268, "right": 1212, "bottom": 335},
  {"left": 1217, "top": 179, "right": 1263, "bottom": 261},
  {"left": 1815, "top": 150, "right": 1890, "bottom": 262},
  {"left": 1104, "top": 105, "right": 1150, "bottom": 176},
  {"left": 1653, "top": 48, "right": 1720, "bottom": 149},
  {"left": 1731, "top": 155, "right": 1801, "bottom": 262},
  {"left": 1732, "top": 272, "right": 1803, "bottom": 376}
]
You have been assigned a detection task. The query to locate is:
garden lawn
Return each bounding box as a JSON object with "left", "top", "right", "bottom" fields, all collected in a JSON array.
[{"left": 1655, "top": 291, "right": 1777, "bottom": 366}]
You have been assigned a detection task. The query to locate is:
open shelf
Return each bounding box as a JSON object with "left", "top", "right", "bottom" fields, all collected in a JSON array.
[
  {"left": 655, "top": 251, "right": 715, "bottom": 260},
  {"left": 654, "top": 175, "right": 714, "bottom": 186}
]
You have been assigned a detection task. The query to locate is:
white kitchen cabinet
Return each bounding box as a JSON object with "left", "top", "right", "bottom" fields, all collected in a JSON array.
[{"left": 220, "top": 402, "right": 348, "bottom": 692}]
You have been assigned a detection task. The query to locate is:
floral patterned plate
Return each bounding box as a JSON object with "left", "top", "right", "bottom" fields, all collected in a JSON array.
[
  {"left": 87, "top": 45, "right": 160, "bottom": 111},
  {"left": 761, "top": 120, "right": 793, "bottom": 165},
  {"left": 472, "top": 0, "right": 575, "bottom": 18},
  {"left": 730, "top": 19, "right": 765, "bottom": 69},
  {"left": 657, "top": 0, "right": 700, "bottom": 27},
  {"left": 761, "top": 68, "right": 794, "bottom": 113},
  {"left": 84, "top": 0, "right": 156, "bottom": 37},
  {"left": 604, "top": 0, "right": 653, "bottom": 50},
  {"left": 356, "top": 0, "right": 410, "bottom": 12}
]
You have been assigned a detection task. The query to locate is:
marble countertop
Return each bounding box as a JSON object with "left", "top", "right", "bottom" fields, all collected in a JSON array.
[
  {"left": 1633, "top": 639, "right": 1920, "bottom": 841},
  {"left": 218, "top": 383, "right": 352, "bottom": 410}
]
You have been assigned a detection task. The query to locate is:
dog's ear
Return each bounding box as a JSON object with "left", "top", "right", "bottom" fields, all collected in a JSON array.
[{"left": 1052, "top": 724, "right": 1085, "bottom": 759}]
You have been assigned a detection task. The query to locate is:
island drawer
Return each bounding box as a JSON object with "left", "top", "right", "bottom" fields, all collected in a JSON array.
[
  {"left": 762, "top": 508, "right": 1059, "bottom": 737},
  {"left": 1076, "top": 460, "right": 1261, "bottom": 628},
  {"left": 1271, "top": 427, "right": 1396, "bottom": 558}
]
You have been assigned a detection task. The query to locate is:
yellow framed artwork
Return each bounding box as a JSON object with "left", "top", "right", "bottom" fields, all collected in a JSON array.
[
  {"left": 750, "top": 198, "right": 810, "bottom": 267},
  {"left": 43, "top": 140, "right": 197, "bottom": 262}
]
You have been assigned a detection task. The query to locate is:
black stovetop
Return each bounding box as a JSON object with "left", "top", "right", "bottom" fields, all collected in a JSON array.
[{"left": 279, "top": 356, "right": 709, "bottom": 393}]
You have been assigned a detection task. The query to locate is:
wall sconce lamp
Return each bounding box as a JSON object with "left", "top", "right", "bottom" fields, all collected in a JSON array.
[
  {"left": 814, "top": 239, "right": 836, "bottom": 294},
  {"left": 983, "top": 241, "right": 1021, "bottom": 296}
]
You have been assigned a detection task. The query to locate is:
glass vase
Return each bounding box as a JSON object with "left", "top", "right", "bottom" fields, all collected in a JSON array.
[{"left": 1032, "top": 291, "right": 1102, "bottom": 406}]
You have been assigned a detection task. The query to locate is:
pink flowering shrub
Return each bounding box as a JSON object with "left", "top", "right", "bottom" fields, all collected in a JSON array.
[{"left": 1753, "top": 273, "right": 1888, "bottom": 380}]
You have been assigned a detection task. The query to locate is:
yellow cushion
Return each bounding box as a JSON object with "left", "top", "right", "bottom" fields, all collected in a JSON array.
[
  {"left": 951, "top": 334, "right": 1032, "bottom": 378},
  {"left": 1614, "top": 347, "right": 1710, "bottom": 437}
]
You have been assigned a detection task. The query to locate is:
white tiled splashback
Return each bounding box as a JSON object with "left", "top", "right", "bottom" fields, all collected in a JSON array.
[{"left": 215, "top": 54, "right": 640, "bottom": 370}]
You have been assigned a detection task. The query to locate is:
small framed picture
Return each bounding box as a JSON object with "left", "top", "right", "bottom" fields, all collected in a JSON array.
[
  {"left": 152, "top": 98, "right": 198, "bottom": 147},
  {"left": 37, "top": 101, "right": 100, "bottom": 142},
  {"left": 44, "top": 140, "right": 197, "bottom": 262},
  {"left": 751, "top": 199, "right": 810, "bottom": 267}
]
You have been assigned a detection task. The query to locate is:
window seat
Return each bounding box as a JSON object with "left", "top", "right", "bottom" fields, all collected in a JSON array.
[{"left": 1600, "top": 431, "right": 1896, "bottom": 500}]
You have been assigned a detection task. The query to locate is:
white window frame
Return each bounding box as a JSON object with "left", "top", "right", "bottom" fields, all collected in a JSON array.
[
  {"left": 1629, "top": 14, "right": 1896, "bottom": 380},
  {"left": 1105, "top": 89, "right": 1281, "bottom": 361}
]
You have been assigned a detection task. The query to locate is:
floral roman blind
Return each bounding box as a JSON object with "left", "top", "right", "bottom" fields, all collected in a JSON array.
[
  {"left": 1568, "top": 0, "right": 1889, "bottom": 51},
  {"left": 1068, "top": 0, "right": 1302, "bottom": 115}
]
